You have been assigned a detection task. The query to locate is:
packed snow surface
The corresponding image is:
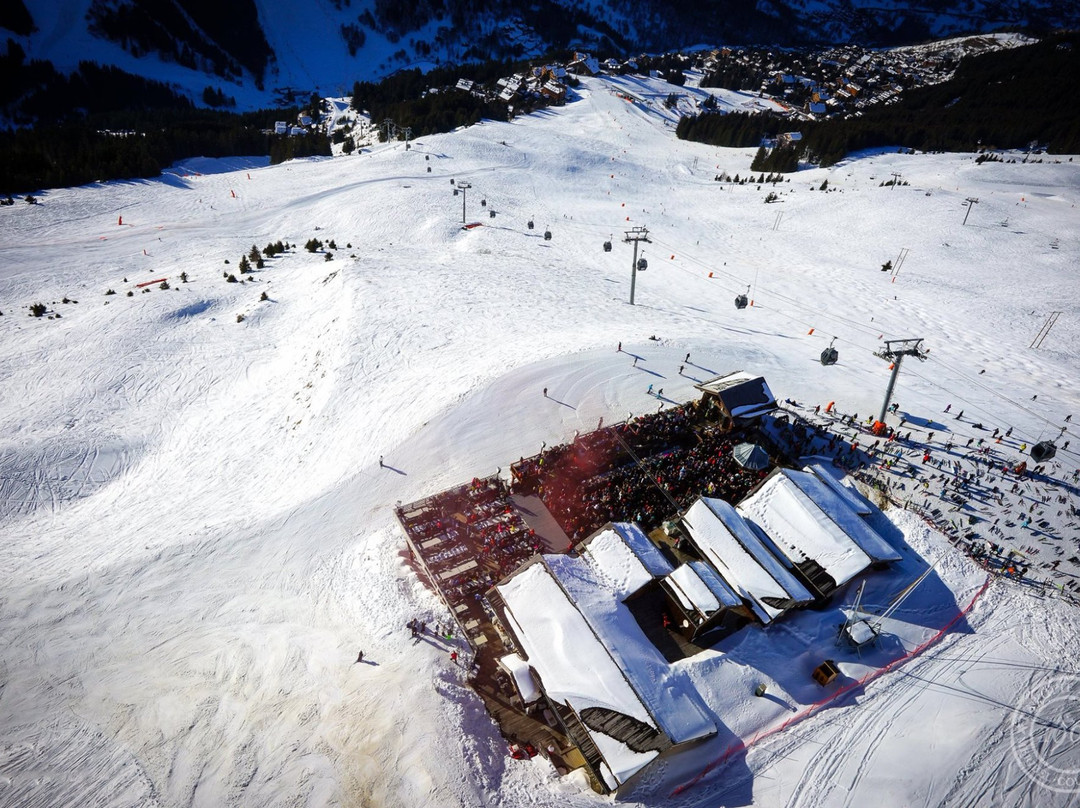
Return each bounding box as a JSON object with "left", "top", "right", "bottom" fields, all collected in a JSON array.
[{"left": 1, "top": 72, "right": 1079, "bottom": 806}]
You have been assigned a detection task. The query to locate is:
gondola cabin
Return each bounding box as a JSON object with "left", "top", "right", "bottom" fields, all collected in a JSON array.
[{"left": 1031, "top": 441, "right": 1057, "bottom": 462}]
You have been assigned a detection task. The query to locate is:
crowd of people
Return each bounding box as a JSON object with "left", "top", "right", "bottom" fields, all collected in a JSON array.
[
  {"left": 769, "top": 398, "right": 1080, "bottom": 601},
  {"left": 512, "top": 405, "right": 775, "bottom": 541}
]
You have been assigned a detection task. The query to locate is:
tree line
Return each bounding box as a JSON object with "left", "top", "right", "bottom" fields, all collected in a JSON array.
[{"left": 0, "top": 106, "right": 328, "bottom": 195}]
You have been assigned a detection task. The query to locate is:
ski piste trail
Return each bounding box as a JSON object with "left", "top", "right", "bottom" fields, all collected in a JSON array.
[{"left": 1, "top": 73, "right": 1078, "bottom": 807}]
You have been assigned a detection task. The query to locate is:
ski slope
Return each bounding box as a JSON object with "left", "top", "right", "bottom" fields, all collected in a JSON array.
[{"left": 1, "top": 73, "right": 1078, "bottom": 807}]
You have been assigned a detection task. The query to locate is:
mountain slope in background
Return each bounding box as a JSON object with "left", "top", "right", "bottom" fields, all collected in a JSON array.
[{"left": 4, "top": 0, "right": 1078, "bottom": 110}]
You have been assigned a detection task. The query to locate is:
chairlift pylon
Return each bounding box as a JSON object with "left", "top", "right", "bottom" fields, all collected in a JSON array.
[{"left": 820, "top": 336, "right": 839, "bottom": 366}]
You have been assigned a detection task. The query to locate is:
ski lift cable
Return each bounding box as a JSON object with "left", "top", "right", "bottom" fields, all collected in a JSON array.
[
  {"left": 607, "top": 228, "right": 1071, "bottom": 452},
  {"left": 647, "top": 233, "right": 894, "bottom": 341},
  {"left": 587, "top": 224, "right": 1071, "bottom": 449},
  {"left": 653, "top": 250, "right": 893, "bottom": 356},
  {"left": 525, "top": 216, "right": 913, "bottom": 346},
  {"left": 517, "top": 215, "right": 1069, "bottom": 437},
  {"left": 905, "top": 358, "right": 1071, "bottom": 440}
]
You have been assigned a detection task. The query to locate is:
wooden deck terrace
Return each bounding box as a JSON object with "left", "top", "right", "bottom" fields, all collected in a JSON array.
[{"left": 396, "top": 475, "right": 597, "bottom": 783}]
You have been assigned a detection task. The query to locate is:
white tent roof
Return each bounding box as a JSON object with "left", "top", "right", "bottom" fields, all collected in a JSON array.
[
  {"left": 681, "top": 498, "right": 812, "bottom": 623},
  {"left": 738, "top": 470, "right": 895, "bottom": 587},
  {"left": 665, "top": 562, "right": 741, "bottom": 618},
  {"left": 581, "top": 523, "right": 672, "bottom": 598},
  {"left": 497, "top": 556, "right": 716, "bottom": 787},
  {"left": 804, "top": 461, "right": 872, "bottom": 516}
]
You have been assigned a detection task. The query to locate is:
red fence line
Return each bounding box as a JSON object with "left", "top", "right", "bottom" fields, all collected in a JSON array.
[{"left": 670, "top": 574, "right": 994, "bottom": 797}]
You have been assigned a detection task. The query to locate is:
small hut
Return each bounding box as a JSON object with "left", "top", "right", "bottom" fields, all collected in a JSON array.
[{"left": 694, "top": 372, "right": 777, "bottom": 429}]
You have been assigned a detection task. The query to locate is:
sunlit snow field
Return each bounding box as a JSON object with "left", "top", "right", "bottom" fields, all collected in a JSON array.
[{"left": 1, "top": 74, "right": 1078, "bottom": 807}]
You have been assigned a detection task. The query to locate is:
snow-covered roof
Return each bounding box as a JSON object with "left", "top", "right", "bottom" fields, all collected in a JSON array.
[
  {"left": 688, "top": 561, "right": 743, "bottom": 608},
  {"left": 681, "top": 498, "right": 812, "bottom": 623},
  {"left": 784, "top": 469, "right": 900, "bottom": 564},
  {"left": 694, "top": 371, "right": 777, "bottom": 420},
  {"left": 497, "top": 556, "right": 716, "bottom": 786},
  {"left": 738, "top": 470, "right": 892, "bottom": 589},
  {"left": 580, "top": 523, "right": 672, "bottom": 598},
  {"left": 498, "top": 564, "right": 658, "bottom": 785},
  {"left": 545, "top": 555, "right": 715, "bottom": 743},
  {"left": 665, "top": 562, "right": 741, "bottom": 618},
  {"left": 499, "top": 653, "right": 541, "bottom": 703},
  {"left": 804, "top": 462, "right": 871, "bottom": 516}
]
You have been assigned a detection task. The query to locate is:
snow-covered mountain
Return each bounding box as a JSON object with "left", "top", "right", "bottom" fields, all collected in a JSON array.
[
  {"left": 1, "top": 69, "right": 1078, "bottom": 806},
  {"left": 6, "top": 0, "right": 1078, "bottom": 109}
]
